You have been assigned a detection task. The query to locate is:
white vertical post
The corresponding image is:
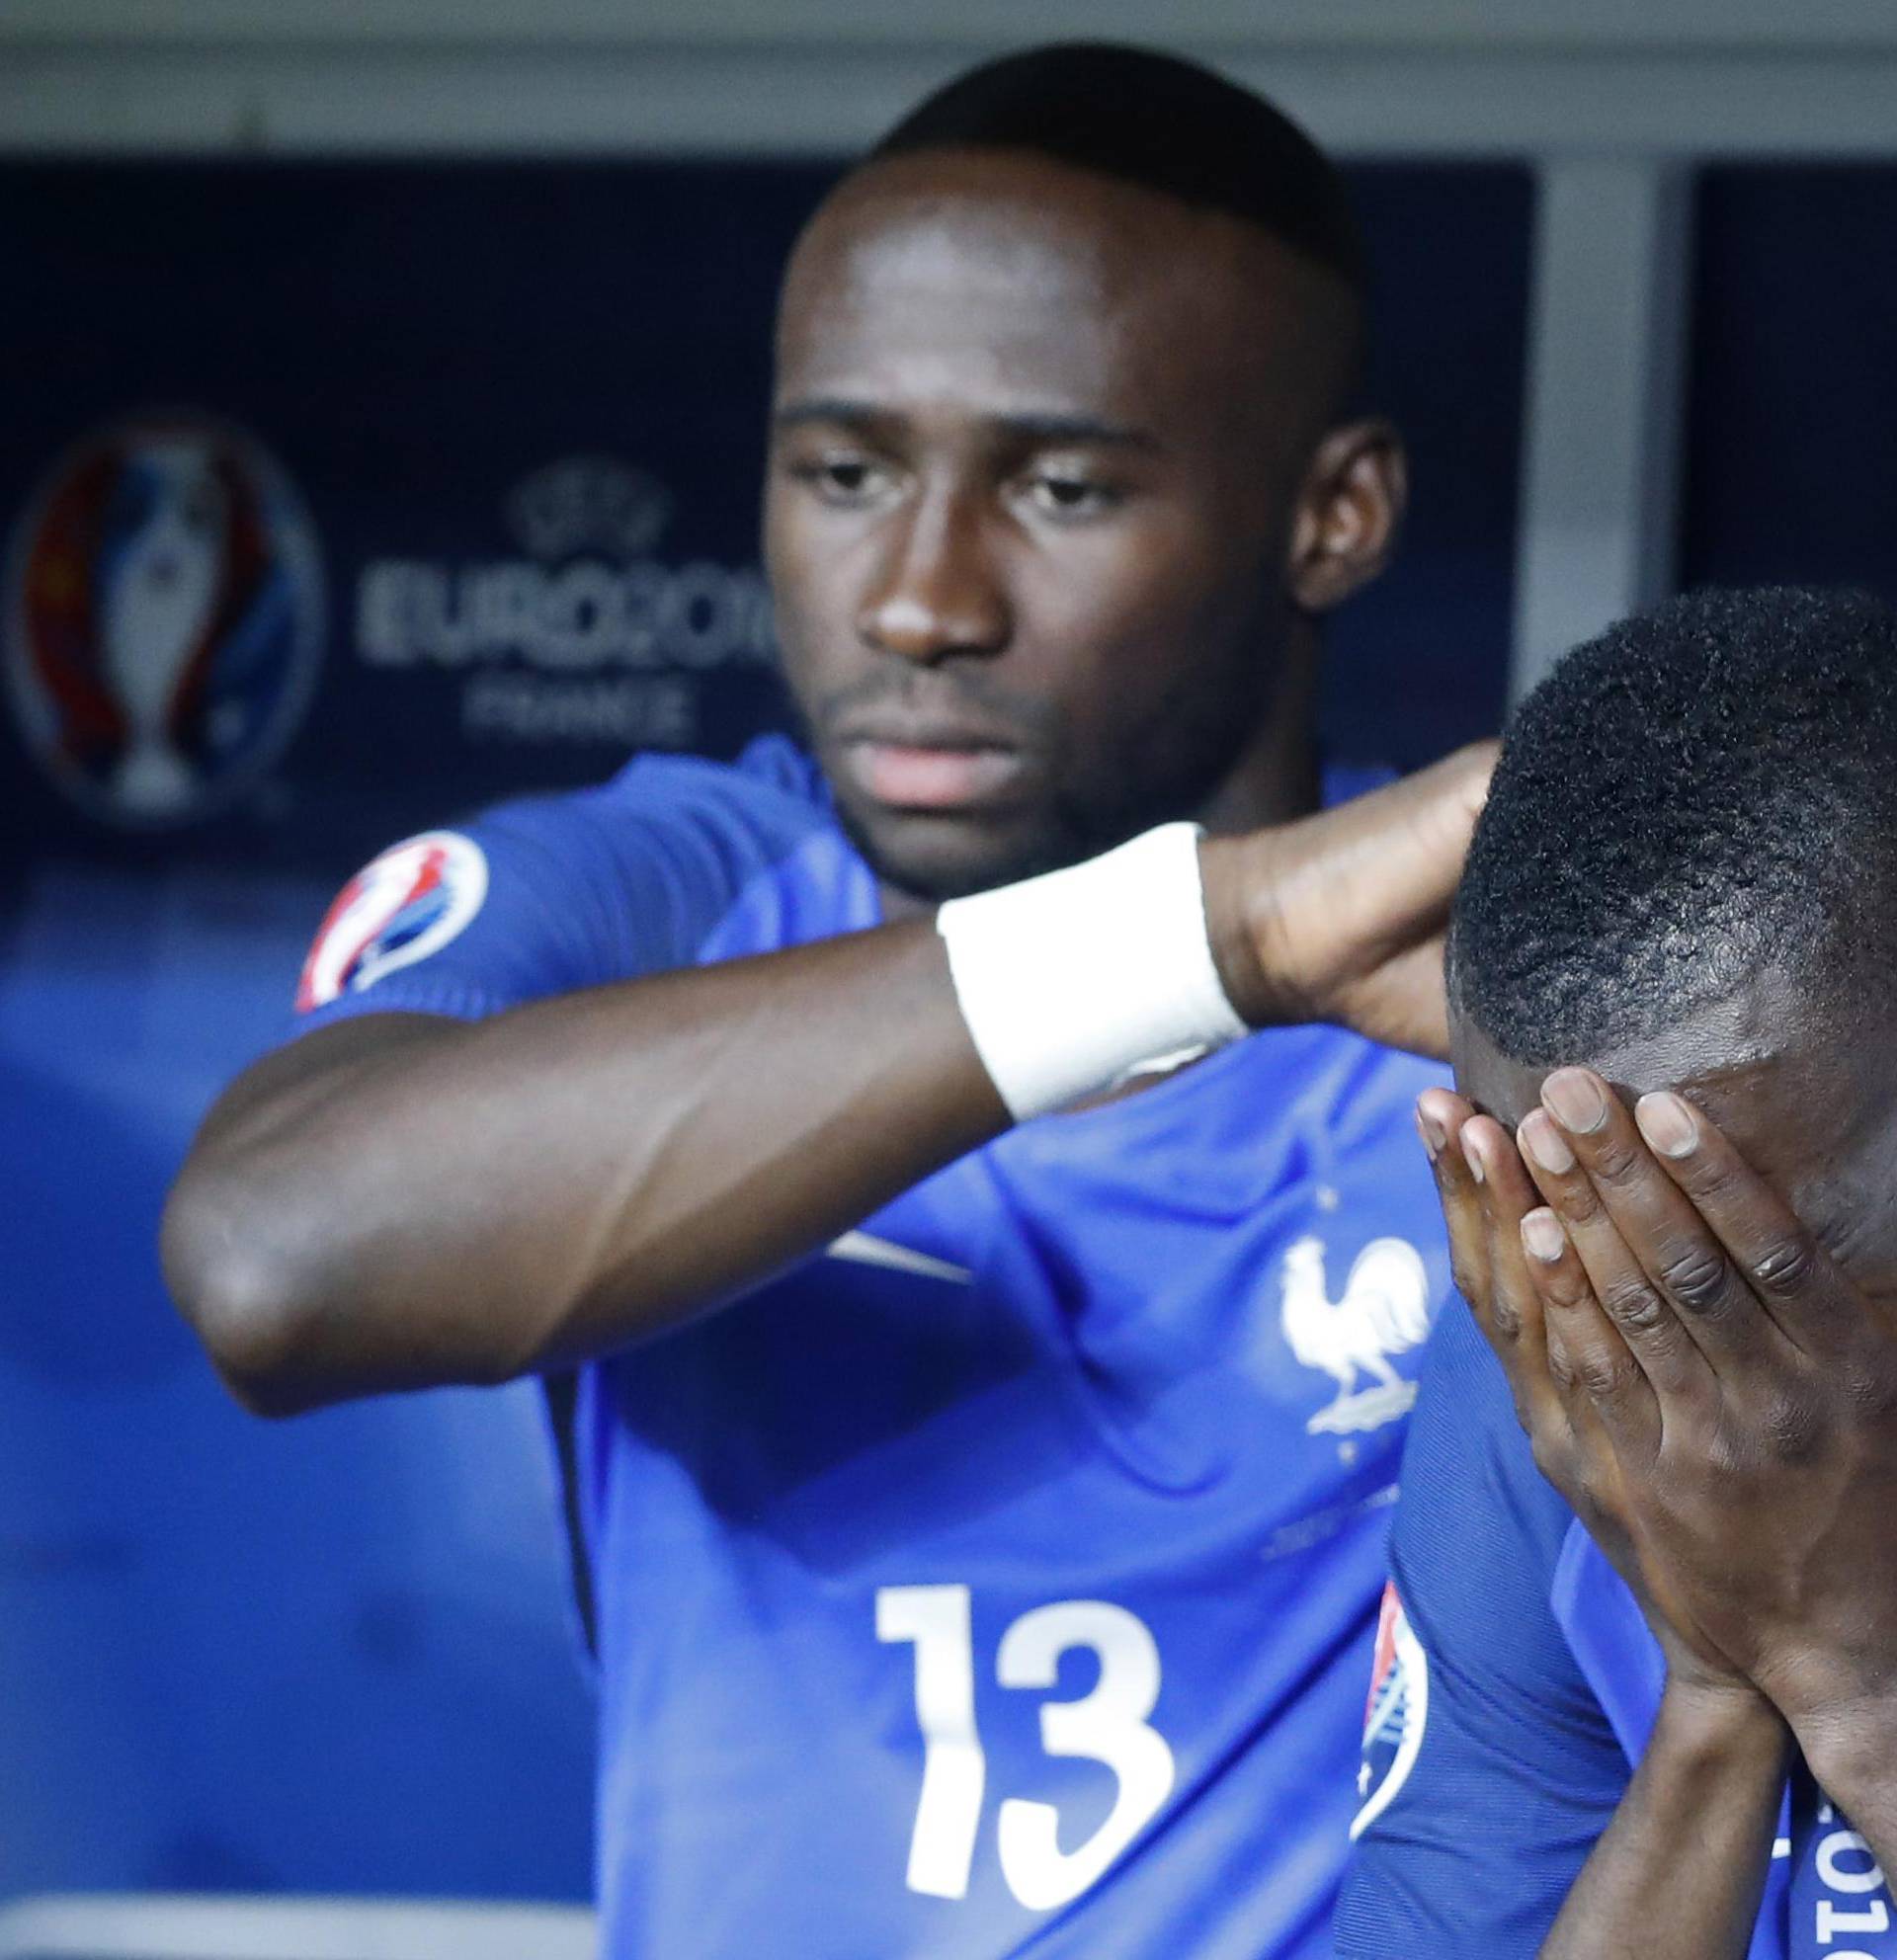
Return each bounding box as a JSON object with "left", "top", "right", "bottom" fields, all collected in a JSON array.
[{"left": 1510, "top": 158, "right": 1692, "bottom": 701}]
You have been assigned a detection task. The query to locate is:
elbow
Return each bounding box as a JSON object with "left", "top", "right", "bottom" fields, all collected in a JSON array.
[{"left": 160, "top": 1176, "right": 351, "bottom": 1418}]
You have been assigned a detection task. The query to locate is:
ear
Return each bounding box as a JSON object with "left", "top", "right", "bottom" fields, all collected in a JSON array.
[{"left": 1285, "top": 418, "right": 1407, "bottom": 613}]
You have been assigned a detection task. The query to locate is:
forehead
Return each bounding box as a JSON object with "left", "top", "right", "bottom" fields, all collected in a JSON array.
[
  {"left": 775, "top": 149, "right": 1344, "bottom": 428},
  {"left": 1449, "top": 984, "right": 1897, "bottom": 1257}
]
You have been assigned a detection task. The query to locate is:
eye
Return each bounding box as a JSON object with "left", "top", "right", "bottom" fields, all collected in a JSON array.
[
  {"left": 785, "top": 451, "right": 896, "bottom": 508},
  {"left": 1022, "top": 470, "right": 1123, "bottom": 521}
]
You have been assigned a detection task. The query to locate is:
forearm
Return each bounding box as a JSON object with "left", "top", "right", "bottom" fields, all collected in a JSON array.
[
  {"left": 165, "top": 918, "right": 1005, "bottom": 1409},
  {"left": 1541, "top": 1680, "right": 1790, "bottom": 1960},
  {"left": 1785, "top": 1692, "right": 1897, "bottom": 1886},
  {"left": 164, "top": 752, "right": 1485, "bottom": 1414}
]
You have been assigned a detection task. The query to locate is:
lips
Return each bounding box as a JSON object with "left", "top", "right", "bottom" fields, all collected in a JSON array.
[
  {"left": 842, "top": 739, "right": 1028, "bottom": 811},
  {"left": 828, "top": 709, "right": 1026, "bottom": 812}
]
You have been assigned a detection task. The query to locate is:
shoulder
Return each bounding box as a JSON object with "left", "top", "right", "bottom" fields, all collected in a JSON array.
[
  {"left": 1388, "top": 1297, "right": 1585, "bottom": 1631},
  {"left": 1402, "top": 1294, "right": 1565, "bottom": 1528},
  {"left": 1334, "top": 1304, "right": 1626, "bottom": 1956},
  {"left": 596, "top": 731, "right": 828, "bottom": 814},
  {"left": 551, "top": 733, "right": 834, "bottom": 861},
  {"left": 438, "top": 732, "right": 842, "bottom": 942},
  {"left": 291, "top": 736, "right": 854, "bottom": 1027}
]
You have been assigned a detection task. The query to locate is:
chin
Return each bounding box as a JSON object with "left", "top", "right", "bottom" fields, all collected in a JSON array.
[{"left": 836, "top": 800, "right": 1074, "bottom": 904}]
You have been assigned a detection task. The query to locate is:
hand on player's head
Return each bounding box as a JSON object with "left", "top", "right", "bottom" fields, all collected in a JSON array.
[{"left": 1206, "top": 741, "right": 1494, "bottom": 1059}]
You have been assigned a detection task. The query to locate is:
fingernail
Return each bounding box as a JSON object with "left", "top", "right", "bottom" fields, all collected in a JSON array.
[
  {"left": 1636, "top": 1091, "right": 1698, "bottom": 1159},
  {"left": 1520, "top": 1109, "right": 1576, "bottom": 1176},
  {"left": 1543, "top": 1068, "right": 1608, "bottom": 1134},
  {"left": 1522, "top": 1208, "right": 1566, "bottom": 1263},
  {"left": 1416, "top": 1102, "right": 1445, "bottom": 1162},
  {"left": 1460, "top": 1126, "right": 1487, "bottom": 1184}
]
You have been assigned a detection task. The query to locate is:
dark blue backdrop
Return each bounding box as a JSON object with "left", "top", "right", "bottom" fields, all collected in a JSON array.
[
  {"left": 1682, "top": 165, "right": 1897, "bottom": 603},
  {"left": 0, "top": 157, "right": 1528, "bottom": 1902}
]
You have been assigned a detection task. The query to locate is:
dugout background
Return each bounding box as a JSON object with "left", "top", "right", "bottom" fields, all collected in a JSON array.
[{"left": 2, "top": 0, "right": 1896, "bottom": 1919}]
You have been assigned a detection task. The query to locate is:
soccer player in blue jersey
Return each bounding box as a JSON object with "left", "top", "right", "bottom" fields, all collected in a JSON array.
[
  {"left": 164, "top": 44, "right": 1491, "bottom": 1960},
  {"left": 1337, "top": 587, "right": 1897, "bottom": 1958}
]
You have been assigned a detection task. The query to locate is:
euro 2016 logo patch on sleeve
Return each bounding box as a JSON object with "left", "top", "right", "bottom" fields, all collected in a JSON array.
[
  {"left": 1350, "top": 1581, "right": 1430, "bottom": 1840},
  {"left": 295, "top": 831, "right": 489, "bottom": 1012}
]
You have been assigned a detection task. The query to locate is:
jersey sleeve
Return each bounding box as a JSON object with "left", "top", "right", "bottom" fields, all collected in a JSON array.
[
  {"left": 1333, "top": 1297, "right": 1630, "bottom": 1957},
  {"left": 289, "top": 750, "right": 830, "bottom": 1035}
]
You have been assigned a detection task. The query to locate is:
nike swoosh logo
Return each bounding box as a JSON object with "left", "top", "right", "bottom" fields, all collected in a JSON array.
[{"left": 826, "top": 1231, "right": 972, "bottom": 1284}]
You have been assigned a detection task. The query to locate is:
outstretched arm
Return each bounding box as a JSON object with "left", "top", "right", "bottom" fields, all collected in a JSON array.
[
  {"left": 164, "top": 747, "right": 1489, "bottom": 1414},
  {"left": 163, "top": 924, "right": 998, "bottom": 1412}
]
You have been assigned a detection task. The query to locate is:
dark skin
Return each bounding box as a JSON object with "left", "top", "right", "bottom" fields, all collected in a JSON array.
[
  {"left": 769, "top": 148, "right": 1378, "bottom": 902},
  {"left": 1420, "top": 986, "right": 1897, "bottom": 1958},
  {"left": 162, "top": 146, "right": 1491, "bottom": 1415}
]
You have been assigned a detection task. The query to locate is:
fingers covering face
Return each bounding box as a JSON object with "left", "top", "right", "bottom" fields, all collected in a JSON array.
[
  {"left": 1517, "top": 1065, "right": 1855, "bottom": 1396},
  {"left": 1516, "top": 1197, "right": 1658, "bottom": 1456},
  {"left": 1513, "top": 1085, "right": 1713, "bottom": 1399},
  {"left": 1418, "top": 1087, "right": 1486, "bottom": 1309},
  {"left": 1628, "top": 1089, "right": 1845, "bottom": 1359},
  {"left": 1418, "top": 1087, "right": 1570, "bottom": 1443},
  {"left": 1418, "top": 1062, "right": 1854, "bottom": 1543}
]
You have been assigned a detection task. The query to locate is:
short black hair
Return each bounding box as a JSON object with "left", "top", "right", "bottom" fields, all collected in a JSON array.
[
  {"left": 866, "top": 42, "right": 1364, "bottom": 297},
  {"left": 1450, "top": 586, "right": 1897, "bottom": 1065}
]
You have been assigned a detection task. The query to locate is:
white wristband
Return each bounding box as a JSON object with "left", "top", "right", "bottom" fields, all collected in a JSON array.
[{"left": 937, "top": 821, "right": 1250, "bottom": 1120}]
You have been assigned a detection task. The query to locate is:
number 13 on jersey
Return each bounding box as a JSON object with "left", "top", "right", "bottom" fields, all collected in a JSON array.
[{"left": 876, "top": 1584, "right": 1176, "bottom": 1911}]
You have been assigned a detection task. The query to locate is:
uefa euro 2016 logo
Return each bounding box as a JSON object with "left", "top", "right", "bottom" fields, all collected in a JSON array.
[{"left": 3, "top": 415, "right": 324, "bottom": 827}]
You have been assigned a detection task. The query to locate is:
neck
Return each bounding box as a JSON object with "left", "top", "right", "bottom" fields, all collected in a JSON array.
[{"left": 1190, "top": 617, "right": 1322, "bottom": 836}]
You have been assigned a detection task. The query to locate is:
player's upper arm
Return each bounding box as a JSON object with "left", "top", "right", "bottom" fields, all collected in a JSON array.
[
  {"left": 291, "top": 762, "right": 803, "bottom": 1039},
  {"left": 190, "top": 765, "right": 772, "bottom": 1142},
  {"left": 186, "top": 743, "right": 827, "bottom": 1171},
  {"left": 165, "top": 754, "right": 835, "bottom": 1400},
  {"left": 1333, "top": 1300, "right": 1629, "bottom": 1958}
]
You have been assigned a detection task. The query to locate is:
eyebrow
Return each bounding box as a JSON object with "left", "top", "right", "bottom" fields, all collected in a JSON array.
[{"left": 772, "top": 397, "right": 1161, "bottom": 451}]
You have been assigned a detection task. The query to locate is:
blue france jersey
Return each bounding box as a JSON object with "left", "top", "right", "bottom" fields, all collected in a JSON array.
[
  {"left": 1336, "top": 1295, "right": 1897, "bottom": 1959},
  {"left": 294, "top": 735, "right": 1455, "bottom": 1960}
]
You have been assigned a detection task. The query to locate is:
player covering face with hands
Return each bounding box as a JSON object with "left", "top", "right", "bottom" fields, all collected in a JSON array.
[{"left": 1338, "top": 585, "right": 1897, "bottom": 1960}]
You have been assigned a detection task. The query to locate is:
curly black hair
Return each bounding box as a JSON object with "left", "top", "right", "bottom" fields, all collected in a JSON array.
[{"left": 1450, "top": 586, "right": 1897, "bottom": 1065}]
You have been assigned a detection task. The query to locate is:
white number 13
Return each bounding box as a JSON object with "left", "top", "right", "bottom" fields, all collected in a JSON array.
[{"left": 876, "top": 1584, "right": 1177, "bottom": 1910}]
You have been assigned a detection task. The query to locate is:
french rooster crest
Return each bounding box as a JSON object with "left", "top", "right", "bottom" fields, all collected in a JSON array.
[{"left": 1279, "top": 1235, "right": 1434, "bottom": 1435}]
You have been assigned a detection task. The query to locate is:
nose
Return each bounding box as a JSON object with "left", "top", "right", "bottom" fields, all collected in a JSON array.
[{"left": 856, "top": 484, "right": 1011, "bottom": 665}]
